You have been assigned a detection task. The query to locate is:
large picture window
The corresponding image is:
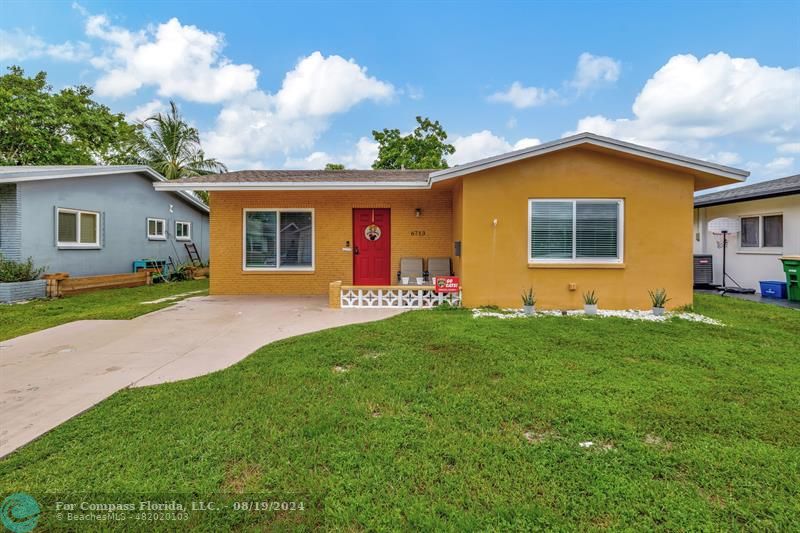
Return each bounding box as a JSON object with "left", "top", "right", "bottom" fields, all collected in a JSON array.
[
  {"left": 57, "top": 208, "right": 100, "bottom": 248},
  {"left": 529, "top": 199, "right": 623, "bottom": 262},
  {"left": 244, "top": 209, "right": 314, "bottom": 270}
]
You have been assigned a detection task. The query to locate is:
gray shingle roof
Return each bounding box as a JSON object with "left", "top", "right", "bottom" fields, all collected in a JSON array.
[
  {"left": 0, "top": 165, "right": 209, "bottom": 213},
  {"left": 694, "top": 174, "right": 800, "bottom": 207},
  {"left": 172, "top": 169, "right": 433, "bottom": 183}
]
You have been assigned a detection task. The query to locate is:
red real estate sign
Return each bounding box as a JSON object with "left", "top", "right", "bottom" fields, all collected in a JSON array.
[{"left": 434, "top": 276, "right": 460, "bottom": 293}]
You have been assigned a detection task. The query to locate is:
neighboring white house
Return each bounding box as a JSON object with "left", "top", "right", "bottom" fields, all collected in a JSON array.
[{"left": 694, "top": 174, "right": 799, "bottom": 293}]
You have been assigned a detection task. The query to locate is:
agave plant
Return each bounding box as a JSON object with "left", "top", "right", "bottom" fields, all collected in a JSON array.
[
  {"left": 582, "top": 290, "right": 598, "bottom": 305},
  {"left": 648, "top": 288, "right": 671, "bottom": 308},
  {"left": 521, "top": 288, "right": 536, "bottom": 306}
]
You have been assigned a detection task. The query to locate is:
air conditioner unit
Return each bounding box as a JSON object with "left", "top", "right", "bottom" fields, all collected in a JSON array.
[{"left": 693, "top": 254, "right": 714, "bottom": 287}]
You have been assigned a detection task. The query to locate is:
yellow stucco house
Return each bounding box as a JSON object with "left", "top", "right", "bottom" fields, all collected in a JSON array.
[{"left": 155, "top": 133, "right": 748, "bottom": 310}]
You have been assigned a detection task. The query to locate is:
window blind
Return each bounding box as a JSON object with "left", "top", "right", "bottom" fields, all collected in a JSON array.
[
  {"left": 576, "top": 202, "right": 618, "bottom": 258},
  {"left": 531, "top": 201, "right": 573, "bottom": 259}
]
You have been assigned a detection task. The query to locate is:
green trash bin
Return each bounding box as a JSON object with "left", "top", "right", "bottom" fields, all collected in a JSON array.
[{"left": 781, "top": 256, "right": 800, "bottom": 302}]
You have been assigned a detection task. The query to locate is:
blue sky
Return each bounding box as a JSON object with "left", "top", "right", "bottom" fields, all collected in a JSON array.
[{"left": 2, "top": 0, "right": 799, "bottom": 184}]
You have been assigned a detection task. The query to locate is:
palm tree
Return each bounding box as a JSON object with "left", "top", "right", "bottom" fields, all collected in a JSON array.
[{"left": 138, "top": 101, "right": 226, "bottom": 200}]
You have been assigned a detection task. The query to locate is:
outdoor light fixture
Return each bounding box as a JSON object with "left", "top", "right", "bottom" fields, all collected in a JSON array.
[{"left": 415, "top": 208, "right": 422, "bottom": 217}]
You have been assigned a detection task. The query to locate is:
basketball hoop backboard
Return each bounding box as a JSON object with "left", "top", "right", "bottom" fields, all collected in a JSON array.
[{"left": 708, "top": 217, "right": 739, "bottom": 234}]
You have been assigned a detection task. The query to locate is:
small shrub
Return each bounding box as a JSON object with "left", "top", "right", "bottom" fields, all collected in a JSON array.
[
  {"left": 521, "top": 288, "right": 536, "bottom": 306},
  {"left": 583, "top": 290, "right": 598, "bottom": 305},
  {"left": 648, "top": 288, "right": 671, "bottom": 308},
  {"left": 0, "top": 255, "right": 46, "bottom": 282},
  {"left": 170, "top": 262, "right": 196, "bottom": 281}
]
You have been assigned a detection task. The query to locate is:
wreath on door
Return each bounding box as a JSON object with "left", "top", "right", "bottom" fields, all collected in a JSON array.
[{"left": 364, "top": 224, "right": 382, "bottom": 241}]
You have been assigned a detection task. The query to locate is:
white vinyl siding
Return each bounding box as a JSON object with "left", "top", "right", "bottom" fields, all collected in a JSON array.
[
  {"left": 243, "top": 209, "right": 314, "bottom": 271},
  {"left": 529, "top": 199, "right": 623, "bottom": 263},
  {"left": 57, "top": 208, "right": 100, "bottom": 248}
]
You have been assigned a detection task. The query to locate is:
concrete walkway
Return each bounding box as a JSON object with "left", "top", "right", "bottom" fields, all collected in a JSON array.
[{"left": 0, "top": 296, "right": 403, "bottom": 458}]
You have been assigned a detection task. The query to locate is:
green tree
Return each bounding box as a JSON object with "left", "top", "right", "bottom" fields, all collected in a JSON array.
[
  {"left": 371, "top": 116, "right": 455, "bottom": 170},
  {"left": 137, "top": 100, "right": 227, "bottom": 179},
  {"left": 324, "top": 163, "right": 345, "bottom": 170},
  {"left": 137, "top": 101, "right": 227, "bottom": 204},
  {"left": 0, "top": 66, "right": 142, "bottom": 165}
]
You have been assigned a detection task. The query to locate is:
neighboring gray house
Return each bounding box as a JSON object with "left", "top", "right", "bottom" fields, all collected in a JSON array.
[{"left": 0, "top": 166, "right": 209, "bottom": 276}]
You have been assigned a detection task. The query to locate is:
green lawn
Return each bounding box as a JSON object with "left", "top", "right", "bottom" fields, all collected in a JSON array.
[
  {"left": 1, "top": 294, "right": 798, "bottom": 531},
  {"left": 0, "top": 279, "right": 208, "bottom": 341}
]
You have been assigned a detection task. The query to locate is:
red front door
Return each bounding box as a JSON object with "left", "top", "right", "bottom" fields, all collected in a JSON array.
[{"left": 353, "top": 208, "right": 391, "bottom": 285}]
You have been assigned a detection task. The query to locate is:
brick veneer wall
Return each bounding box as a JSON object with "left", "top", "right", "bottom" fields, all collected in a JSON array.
[{"left": 209, "top": 189, "right": 453, "bottom": 295}]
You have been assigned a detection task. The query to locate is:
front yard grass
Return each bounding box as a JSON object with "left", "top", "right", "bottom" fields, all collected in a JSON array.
[
  {"left": 0, "top": 279, "right": 208, "bottom": 341},
  {"left": 0, "top": 294, "right": 797, "bottom": 530}
]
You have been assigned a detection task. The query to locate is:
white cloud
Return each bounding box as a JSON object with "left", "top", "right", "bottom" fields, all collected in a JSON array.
[
  {"left": 448, "top": 130, "right": 541, "bottom": 166},
  {"left": 127, "top": 99, "right": 166, "bottom": 122},
  {"left": 283, "top": 137, "right": 379, "bottom": 170},
  {"left": 84, "top": 15, "right": 259, "bottom": 102},
  {"left": 513, "top": 137, "right": 542, "bottom": 150},
  {"left": 488, "top": 82, "right": 558, "bottom": 109},
  {"left": 742, "top": 156, "right": 797, "bottom": 183},
  {"left": 709, "top": 151, "right": 742, "bottom": 166},
  {"left": 204, "top": 52, "right": 394, "bottom": 163},
  {"left": 272, "top": 52, "right": 393, "bottom": 118},
  {"left": 571, "top": 52, "right": 621, "bottom": 91},
  {"left": 405, "top": 84, "right": 424, "bottom": 100},
  {"left": 777, "top": 142, "right": 800, "bottom": 154},
  {"left": 0, "top": 28, "right": 91, "bottom": 62},
  {"left": 567, "top": 53, "right": 800, "bottom": 149}
]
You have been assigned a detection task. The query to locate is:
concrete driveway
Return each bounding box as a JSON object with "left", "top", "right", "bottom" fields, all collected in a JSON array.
[{"left": 0, "top": 296, "right": 403, "bottom": 458}]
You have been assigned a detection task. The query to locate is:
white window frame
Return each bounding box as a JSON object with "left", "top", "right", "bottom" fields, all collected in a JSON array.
[
  {"left": 739, "top": 213, "right": 783, "bottom": 250},
  {"left": 175, "top": 220, "right": 191, "bottom": 241},
  {"left": 243, "top": 208, "right": 315, "bottom": 272},
  {"left": 57, "top": 207, "right": 100, "bottom": 248},
  {"left": 528, "top": 199, "right": 624, "bottom": 264},
  {"left": 147, "top": 218, "right": 167, "bottom": 241}
]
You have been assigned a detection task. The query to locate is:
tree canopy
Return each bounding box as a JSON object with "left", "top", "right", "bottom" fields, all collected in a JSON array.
[
  {"left": 324, "top": 163, "right": 345, "bottom": 170},
  {"left": 0, "top": 66, "right": 141, "bottom": 165},
  {"left": 371, "top": 116, "right": 455, "bottom": 170},
  {"left": 137, "top": 100, "right": 227, "bottom": 180}
]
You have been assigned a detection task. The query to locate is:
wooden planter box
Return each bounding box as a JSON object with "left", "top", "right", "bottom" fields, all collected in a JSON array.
[
  {"left": 0, "top": 279, "right": 47, "bottom": 303},
  {"left": 43, "top": 271, "right": 153, "bottom": 297}
]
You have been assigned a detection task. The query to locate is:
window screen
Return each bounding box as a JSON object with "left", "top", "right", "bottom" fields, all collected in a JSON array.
[
  {"left": 763, "top": 215, "right": 783, "bottom": 247},
  {"left": 79, "top": 212, "right": 96, "bottom": 244},
  {"left": 740, "top": 217, "right": 759, "bottom": 247},
  {"left": 58, "top": 211, "right": 78, "bottom": 242}
]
